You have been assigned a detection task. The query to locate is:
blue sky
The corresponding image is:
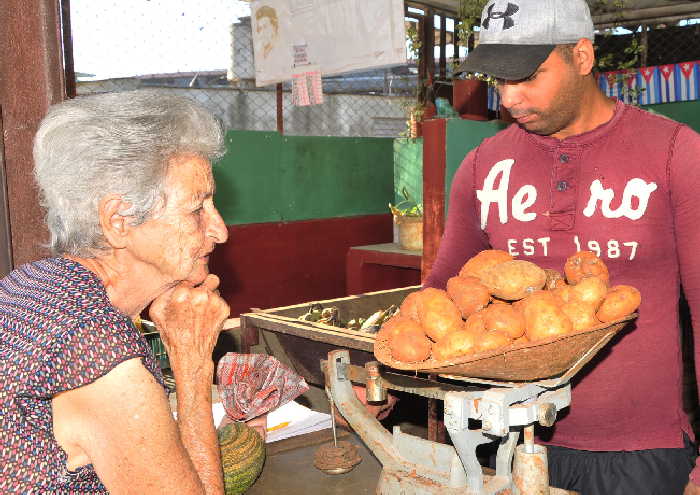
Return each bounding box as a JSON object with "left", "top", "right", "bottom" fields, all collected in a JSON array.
[{"left": 71, "top": 0, "right": 252, "bottom": 79}]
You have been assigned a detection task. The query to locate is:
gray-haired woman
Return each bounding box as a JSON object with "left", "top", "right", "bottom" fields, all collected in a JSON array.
[{"left": 0, "top": 90, "right": 230, "bottom": 494}]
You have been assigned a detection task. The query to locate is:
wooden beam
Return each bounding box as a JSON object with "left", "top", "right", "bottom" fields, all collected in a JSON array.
[
  {"left": 0, "top": 0, "right": 65, "bottom": 266},
  {"left": 421, "top": 118, "right": 447, "bottom": 281}
]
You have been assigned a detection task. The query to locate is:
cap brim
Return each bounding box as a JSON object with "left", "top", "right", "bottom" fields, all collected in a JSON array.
[{"left": 455, "top": 44, "right": 555, "bottom": 80}]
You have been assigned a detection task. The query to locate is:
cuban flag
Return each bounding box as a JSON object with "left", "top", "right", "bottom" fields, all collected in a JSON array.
[
  {"left": 638, "top": 66, "right": 659, "bottom": 105},
  {"left": 487, "top": 85, "right": 500, "bottom": 112},
  {"left": 677, "top": 61, "right": 700, "bottom": 102},
  {"left": 658, "top": 64, "right": 676, "bottom": 103}
]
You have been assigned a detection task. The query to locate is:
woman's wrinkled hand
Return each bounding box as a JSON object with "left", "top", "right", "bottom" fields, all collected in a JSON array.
[{"left": 149, "top": 274, "right": 230, "bottom": 368}]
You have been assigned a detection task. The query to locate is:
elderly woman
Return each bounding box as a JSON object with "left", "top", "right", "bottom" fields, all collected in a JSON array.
[{"left": 0, "top": 91, "right": 230, "bottom": 493}]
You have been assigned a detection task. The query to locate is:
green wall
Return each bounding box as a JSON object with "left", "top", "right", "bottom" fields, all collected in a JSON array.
[
  {"left": 213, "top": 131, "right": 394, "bottom": 225},
  {"left": 645, "top": 100, "right": 700, "bottom": 132},
  {"left": 393, "top": 138, "right": 423, "bottom": 208}
]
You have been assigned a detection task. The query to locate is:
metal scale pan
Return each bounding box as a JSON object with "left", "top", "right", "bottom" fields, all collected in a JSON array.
[{"left": 373, "top": 314, "right": 637, "bottom": 383}]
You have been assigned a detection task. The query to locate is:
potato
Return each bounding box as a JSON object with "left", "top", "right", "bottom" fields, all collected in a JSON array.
[
  {"left": 564, "top": 251, "right": 609, "bottom": 285},
  {"left": 551, "top": 285, "right": 574, "bottom": 305},
  {"left": 417, "top": 288, "right": 464, "bottom": 342},
  {"left": 482, "top": 304, "right": 525, "bottom": 339},
  {"left": 390, "top": 328, "right": 432, "bottom": 363},
  {"left": 480, "top": 260, "right": 547, "bottom": 300},
  {"left": 446, "top": 276, "right": 491, "bottom": 318},
  {"left": 459, "top": 249, "right": 513, "bottom": 280},
  {"left": 399, "top": 291, "right": 422, "bottom": 321},
  {"left": 523, "top": 298, "right": 573, "bottom": 341},
  {"left": 377, "top": 315, "right": 422, "bottom": 342},
  {"left": 596, "top": 285, "right": 641, "bottom": 322},
  {"left": 465, "top": 311, "right": 487, "bottom": 334},
  {"left": 544, "top": 269, "right": 566, "bottom": 290},
  {"left": 477, "top": 330, "right": 512, "bottom": 352},
  {"left": 570, "top": 276, "right": 608, "bottom": 310},
  {"left": 561, "top": 301, "right": 600, "bottom": 332},
  {"left": 515, "top": 290, "right": 560, "bottom": 315},
  {"left": 432, "top": 330, "right": 480, "bottom": 361}
]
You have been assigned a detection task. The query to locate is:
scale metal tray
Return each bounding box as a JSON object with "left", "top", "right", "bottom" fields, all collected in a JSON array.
[{"left": 373, "top": 314, "right": 637, "bottom": 382}]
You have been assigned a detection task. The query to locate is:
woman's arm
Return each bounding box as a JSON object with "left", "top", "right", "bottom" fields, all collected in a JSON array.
[{"left": 53, "top": 274, "right": 229, "bottom": 494}]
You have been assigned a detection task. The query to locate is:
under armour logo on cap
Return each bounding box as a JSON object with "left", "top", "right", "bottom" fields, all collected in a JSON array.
[{"left": 482, "top": 2, "right": 520, "bottom": 30}]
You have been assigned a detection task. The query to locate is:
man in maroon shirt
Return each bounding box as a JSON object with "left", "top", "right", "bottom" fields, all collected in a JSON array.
[{"left": 428, "top": 0, "right": 700, "bottom": 493}]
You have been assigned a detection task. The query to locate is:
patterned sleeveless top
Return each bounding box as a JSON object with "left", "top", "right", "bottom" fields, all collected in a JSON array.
[{"left": 0, "top": 258, "right": 166, "bottom": 493}]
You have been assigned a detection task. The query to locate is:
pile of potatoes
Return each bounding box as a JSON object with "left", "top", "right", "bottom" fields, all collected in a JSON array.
[{"left": 378, "top": 250, "right": 641, "bottom": 364}]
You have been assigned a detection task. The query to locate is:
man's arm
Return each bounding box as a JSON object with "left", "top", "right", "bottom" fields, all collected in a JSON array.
[
  {"left": 423, "top": 149, "right": 490, "bottom": 289},
  {"left": 669, "top": 125, "right": 700, "bottom": 490}
]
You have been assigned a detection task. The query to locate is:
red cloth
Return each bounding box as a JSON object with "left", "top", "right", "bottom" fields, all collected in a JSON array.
[
  {"left": 424, "top": 101, "right": 700, "bottom": 482},
  {"left": 216, "top": 353, "right": 309, "bottom": 421}
]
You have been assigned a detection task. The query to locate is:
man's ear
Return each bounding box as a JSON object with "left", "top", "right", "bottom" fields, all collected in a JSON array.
[
  {"left": 575, "top": 38, "right": 596, "bottom": 76},
  {"left": 98, "top": 195, "right": 133, "bottom": 249}
]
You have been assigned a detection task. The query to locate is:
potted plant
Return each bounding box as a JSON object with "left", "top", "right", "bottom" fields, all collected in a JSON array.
[{"left": 389, "top": 188, "right": 423, "bottom": 251}]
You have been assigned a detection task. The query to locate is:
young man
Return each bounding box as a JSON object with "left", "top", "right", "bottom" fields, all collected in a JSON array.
[{"left": 426, "top": 1, "right": 700, "bottom": 493}]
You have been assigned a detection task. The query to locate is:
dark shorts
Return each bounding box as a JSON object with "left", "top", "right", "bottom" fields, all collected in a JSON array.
[{"left": 547, "top": 434, "right": 697, "bottom": 495}]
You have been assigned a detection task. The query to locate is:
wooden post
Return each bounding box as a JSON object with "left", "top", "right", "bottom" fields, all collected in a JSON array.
[
  {"left": 439, "top": 15, "right": 447, "bottom": 81},
  {"left": 276, "top": 83, "right": 284, "bottom": 134},
  {"left": 60, "top": 0, "right": 76, "bottom": 98},
  {"left": 421, "top": 118, "right": 447, "bottom": 281},
  {"left": 0, "top": 0, "right": 65, "bottom": 266}
]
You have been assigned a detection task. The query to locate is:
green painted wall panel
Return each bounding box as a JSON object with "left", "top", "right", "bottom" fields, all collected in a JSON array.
[
  {"left": 446, "top": 119, "right": 507, "bottom": 199},
  {"left": 645, "top": 100, "right": 700, "bottom": 133},
  {"left": 213, "top": 131, "right": 393, "bottom": 225},
  {"left": 393, "top": 138, "right": 423, "bottom": 207}
]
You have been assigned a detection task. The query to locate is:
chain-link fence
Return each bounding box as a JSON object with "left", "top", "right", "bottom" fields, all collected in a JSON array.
[
  {"left": 71, "top": 0, "right": 421, "bottom": 139},
  {"left": 68, "top": 2, "right": 699, "bottom": 136}
]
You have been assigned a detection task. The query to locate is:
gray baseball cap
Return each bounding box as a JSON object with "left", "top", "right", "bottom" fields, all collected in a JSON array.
[{"left": 455, "top": 0, "right": 595, "bottom": 80}]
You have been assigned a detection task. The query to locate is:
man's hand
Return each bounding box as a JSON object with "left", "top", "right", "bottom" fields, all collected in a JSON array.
[
  {"left": 684, "top": 481, "right": 700, "bottom": 495},
  {"left": 149, "top": 274, "right": 230, "bottom": 369}
]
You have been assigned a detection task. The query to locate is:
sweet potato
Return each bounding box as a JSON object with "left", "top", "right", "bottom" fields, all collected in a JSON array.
[
  {"left": 570, "top": 276, "right": 608, "bottom": 310},
  {"left": 399, "top": 291, "right": 422, "bottom": 321},
  {"left": 480, "top": 260, "right": 547, "bottom": 300},
  {"left": 432, "top": 330, "right": 480, "bottom": 361},
  {"left": 390, "top": 327, "right": 432, "bottom": 363},
  {"left": 544, "top": 269, "right": 566, "bottom": 290},
  {"left": 560, "top": 301, "right": 600, "bottom": 332},
  {"left": 596, "top": 285, "right": 641, "bottom": 322},
  {"left": 477, "top": 330, "right": 512, "bottom": 352},
  {"left": 482, "top": 304, "right": 525, "bottom": 339},
  {"left": 523, "top": 298, "right": 573, "bottom": 341},
  {"left": 564, "top": 251, "right": 610, "bottom": 285},
  {"left": 417, "top": 288, "right": 464, "bottom": 342},
  {"left": 459, "top": 249, "right": 513, "bottom": 280},
  {"left": 446, "top": 276, "right": 491, "bottom": 319},
  {"left": 465, "top": 311, "right": 487, "bottom": 334}
]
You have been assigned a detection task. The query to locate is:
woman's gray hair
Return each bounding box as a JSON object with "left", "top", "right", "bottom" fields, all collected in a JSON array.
[{"left": 33, "top": 90, "right": 224, "bottom": 257}]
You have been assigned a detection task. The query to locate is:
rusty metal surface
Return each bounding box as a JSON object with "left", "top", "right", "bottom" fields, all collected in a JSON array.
[
  {"left": 320, "top": 360, "right": 476, "bottom": 400},
  {"left": 0, "top": 0, "right": 64, "bottom": 266},
  {"left": 512, "top": 444, "right": 549, "bottom": 495},
  {"left": 374, "top": 315, "right": 637, "bottom": 381}
]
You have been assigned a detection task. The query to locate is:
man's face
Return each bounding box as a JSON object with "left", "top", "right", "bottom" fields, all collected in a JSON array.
[
  {"left": 257, "top": 16, "right": 276, "bottom": 51},
  {"left": 496, "top": 47, "right": 585, "bottom": 138},
  {"left": 129, "top": 154, "right": 227, "bottom": 286}
]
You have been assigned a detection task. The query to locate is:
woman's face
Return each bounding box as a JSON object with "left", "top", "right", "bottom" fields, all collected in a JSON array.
[{"left": 128, "top": 154, "right": 227, "bottom": 286}]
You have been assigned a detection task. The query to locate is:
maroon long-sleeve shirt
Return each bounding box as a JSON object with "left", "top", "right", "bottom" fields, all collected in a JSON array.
[{"left": 425, "top": 100, "right": 700, "bottom": 482}]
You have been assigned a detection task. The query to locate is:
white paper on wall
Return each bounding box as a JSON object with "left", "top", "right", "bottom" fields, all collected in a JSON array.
[{"left": 251, "top": 0, "right": 406, "bottom": 87}]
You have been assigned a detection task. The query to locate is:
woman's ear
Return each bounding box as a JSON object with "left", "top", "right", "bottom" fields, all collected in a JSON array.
[
  {"left": 98, "top": 195, "right": 133, "bottom": 249},
  {"left": 575, "top": 38, "right": 596, "bottom": 76}
]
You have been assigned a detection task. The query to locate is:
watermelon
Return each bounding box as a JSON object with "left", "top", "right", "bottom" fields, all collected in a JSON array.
[{"left": 218, "top": 421, "right": 266, "bottom": 494}]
